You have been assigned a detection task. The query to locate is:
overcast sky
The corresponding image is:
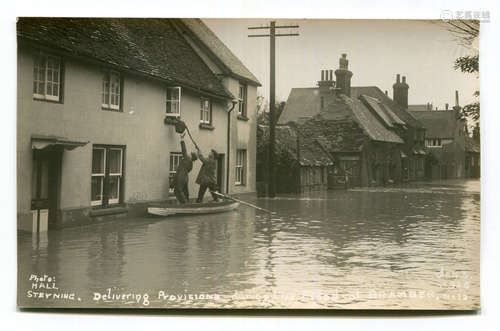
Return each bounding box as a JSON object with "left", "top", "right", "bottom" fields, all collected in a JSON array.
[{"left": 204, "top": 19, "right": 478, "bottom": 109}]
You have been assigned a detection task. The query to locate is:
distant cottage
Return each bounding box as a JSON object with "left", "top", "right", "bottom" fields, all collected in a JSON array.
[
  {"left": 17, "top": 18, "right": 260, "bottom": 231},
  {"left": 276, "top": 54, "right": 426, "bottom": 191},
  {"left": 409, "top": 92, "right": 480, "bottom": 179}
]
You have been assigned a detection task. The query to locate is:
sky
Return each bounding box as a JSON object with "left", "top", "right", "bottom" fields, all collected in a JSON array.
[{"left": 204, "top": 19, "right": 479, "bottom": 109}]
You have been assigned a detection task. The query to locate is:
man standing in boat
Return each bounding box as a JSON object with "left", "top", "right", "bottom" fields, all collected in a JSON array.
[
  {"left": 172, "top": 132, "right": 198, "bottom": 204},
  {"left": 195, "top": 148, "right": 220, "bottom": 203}
]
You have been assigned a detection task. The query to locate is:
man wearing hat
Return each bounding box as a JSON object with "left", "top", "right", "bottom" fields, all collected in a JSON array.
[
  {"left": 171, "top": 133, "right": 198, "bottom": 204},
  {"left": 195, "top": 147, "right": 220, "bottom": 203}
]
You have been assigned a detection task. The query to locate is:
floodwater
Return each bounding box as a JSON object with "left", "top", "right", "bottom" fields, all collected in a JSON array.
[{"left": 18, "top": 179, "right": 480, "bottom": 309}]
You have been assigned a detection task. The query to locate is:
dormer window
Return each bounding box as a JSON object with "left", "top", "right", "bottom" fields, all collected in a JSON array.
[{"left": 166, "top": 87, "right": 181, "bottom": 116}]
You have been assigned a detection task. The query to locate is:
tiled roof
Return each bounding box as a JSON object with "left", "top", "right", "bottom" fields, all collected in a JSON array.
[
  {"left": 180, "top": 19, "right": 261, "bottom": 86},
  {"left": 350, "top": 86, "right": 423, "bottom": 128},
  {"left": 408, "top": 104, "right": 432, "bottom": 112},
  {"left": 280, "top": 86, "right": 423, "bottom": 129},
  {"left": 293, "top": 114, "right": 368, "bottom": 153},
  {"left": 258, "top": 124, "right": 333, "bottom": 166},
  {"left": 359, "top": 94, "right": 406, "bottom": 128},
  {"left": 342, "top": 96, "right": 404, "bottom": 144},
  {"left": 409, "top": 110, "right": 459, "bottom": 139},
  {"left": 280, "top": 89, "right": 404, "bottom": 144},
  {"left": 17, "top": 17, "right": 232, "bottom": 99},
  {"left": 279, "top": 88, "right": 320, "bottom": 125}
]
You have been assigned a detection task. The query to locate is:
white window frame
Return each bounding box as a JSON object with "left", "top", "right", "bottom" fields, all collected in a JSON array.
[
  {"left": 91, "top": 146, "right": 124, "bottom": 206},
  {"left": 91, "top": 147, "right": 106, "bottom": 206},
  {"left": 33, "top": 53, "right": 61, "bottom": 101},
  {"left": 235, "top": 149, "right": 247, "bottom": 185},
  {"left": 107, "top": 148, "right": 123, "bottom": 204},
  {"left": 200, "top": 97, "right": 212, "bottom": 124},
  {"left": 238, "top": 83, "right": 247, "bottom": 116},
  {"left": 102, "top": 71, "right": 121, "bottom": 111},
  {"left": 169, "top": 152, "right": 182, "bottom": 193},
  {"left": 426, "top": 138, "right": 443, "bottom": 148},
  {"left": 166, "top": 86, "right": 181, "bottom": 117}
]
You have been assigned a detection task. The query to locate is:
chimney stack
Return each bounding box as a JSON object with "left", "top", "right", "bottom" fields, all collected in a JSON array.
[
  {"left": 317, "top": 68, "right": 335, "bottom": 109},
  {"left": 393, "top": 74, "right": 409, "bottom": 108},
  {"left": 335, "top": 53, "right": 353, "bottom": 97}
]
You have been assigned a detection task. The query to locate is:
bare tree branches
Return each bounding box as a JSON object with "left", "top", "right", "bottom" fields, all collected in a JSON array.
[{"left": 437, "top": 19, "right": 480, "bottom": 48}]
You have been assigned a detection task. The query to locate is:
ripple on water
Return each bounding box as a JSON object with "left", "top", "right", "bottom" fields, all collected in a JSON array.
[{"left": 18, "top": 179, "right": 480, "bottom": 309}]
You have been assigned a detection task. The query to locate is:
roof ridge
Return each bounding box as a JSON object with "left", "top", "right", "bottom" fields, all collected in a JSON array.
[{"left": 179, "top": 18, "right": 261, "bottom": 86}]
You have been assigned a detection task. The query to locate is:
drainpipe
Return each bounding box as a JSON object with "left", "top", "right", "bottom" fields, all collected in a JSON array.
[{"left": 226, "top": 99, "right": 239, "bottom": 194}]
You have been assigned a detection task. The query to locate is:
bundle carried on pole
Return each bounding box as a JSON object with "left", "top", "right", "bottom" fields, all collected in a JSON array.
[{"left": 173, "top": 118, "right": 199, "bottom": 150}]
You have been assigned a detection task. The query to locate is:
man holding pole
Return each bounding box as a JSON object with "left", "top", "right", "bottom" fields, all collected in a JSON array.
[
  {"left": 171, "top": 132, "right": 198, "bottom": 204},
  {"left": 195, "top": 148, "right": 220, "bottom": 203}
]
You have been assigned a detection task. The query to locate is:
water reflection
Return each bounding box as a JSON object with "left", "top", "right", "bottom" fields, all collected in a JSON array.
[{"left": 18, "top": 179, "right": 480, "bottom": 309}]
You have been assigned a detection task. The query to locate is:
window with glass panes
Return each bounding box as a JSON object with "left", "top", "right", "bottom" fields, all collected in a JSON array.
[
  {"left": 200, "top": 98, "right": 211, "bottom": 124},
  {"left": 235, "top": 149, "right": 246, "bottom": 185},
  {"left": 238, "top": 83, "right": 247, "bottom": 117},
  {"left": 33, "top": 54, "right": 61, "bottom": 101},
  {"left": 166, "top": 87, "right": 181, "bottom": 116},
  {"left": 102, "top": 71, "right": 121, "bottom": 111},
  {"left": 91, "top": 146, "right": 124, "bottom": 206},
  {"left": 169, "top": 152, "right": 182, "bottom": 193}
]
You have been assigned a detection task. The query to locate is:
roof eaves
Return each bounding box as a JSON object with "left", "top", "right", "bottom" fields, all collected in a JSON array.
[{"left": 19, "top": 35, "right": 233, "bottom": 101}]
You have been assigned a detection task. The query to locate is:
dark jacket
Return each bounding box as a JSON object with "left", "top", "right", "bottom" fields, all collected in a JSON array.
[
  {"left": 172, "top": 140, "right": 193, "bottom": 187},
  {"left": 195, "top": 153, "right": 217, "bottom": 186}
]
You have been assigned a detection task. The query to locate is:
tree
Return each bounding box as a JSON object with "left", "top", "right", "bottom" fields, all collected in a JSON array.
[
  {"left": 443, "top": 20, "right": 480, "bottom": 124},
  {"left": 256, "top": 93, "right": 286, "bottom": 125},
  {"left": 444, "top": 20, "right": 479, "bottom": 48}
]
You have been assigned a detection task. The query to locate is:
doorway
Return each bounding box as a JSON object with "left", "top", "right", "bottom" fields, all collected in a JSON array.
[
  {"left": 215, "top": 153, "right": 225, "bottom": 193},
  {"left": 31, "top": 149, "right": 62, "bottom": 229}
]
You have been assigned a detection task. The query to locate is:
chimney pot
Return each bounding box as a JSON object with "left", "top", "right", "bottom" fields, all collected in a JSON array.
[
  {"left": 321, "top": 70, "right": 325, "bottom": 81},
  {"left": 329, "top": 70, "right": 333, "bottom": 81},
  {"left": 445, "top": 103, "right": 449, "bottom": 110},
  {"left": 402, "top": 76, "right": 406, "bottom": 84},
  {"left": 396, "top": 74, "right": 401, "bottom": 83},
  {"left": 455, "top": 90, "right": 460, "bottom": 107},
  {"left": 385, "top": 90, "right": 388, "bottom": 96}
]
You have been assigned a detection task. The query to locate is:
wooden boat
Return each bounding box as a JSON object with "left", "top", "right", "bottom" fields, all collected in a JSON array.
[{"left": 148, "top": 199, "right": 240, "bottom": 217}]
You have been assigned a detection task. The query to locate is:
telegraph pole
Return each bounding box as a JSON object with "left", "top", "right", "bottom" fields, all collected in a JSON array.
[{"left": 248, "top": 21, "right": 299, "bottom": 197}]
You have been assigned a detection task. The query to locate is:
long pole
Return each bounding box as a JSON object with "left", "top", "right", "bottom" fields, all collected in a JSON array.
[
  {"left": 213, "top": 191, "right": 274, "bottom": 214},
  {"left": 269, "top": 21, "right": 276, "bottom": 198},
  {"left": 248, "top": 21, "right": 299, "bottom": 198}
]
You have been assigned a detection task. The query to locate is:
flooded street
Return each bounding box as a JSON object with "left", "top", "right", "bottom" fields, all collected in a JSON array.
[{"left": 18, "top": 179, "right": 480, "bottom": 309}]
